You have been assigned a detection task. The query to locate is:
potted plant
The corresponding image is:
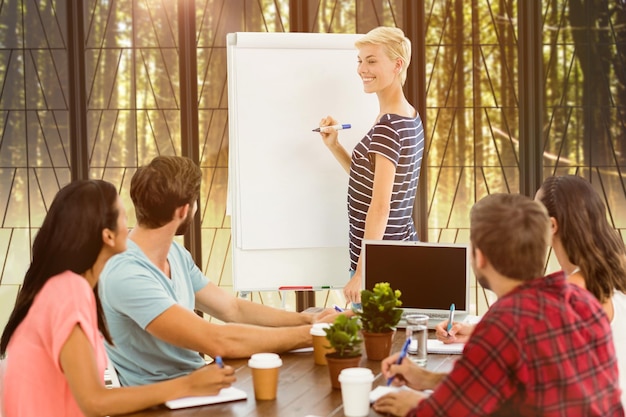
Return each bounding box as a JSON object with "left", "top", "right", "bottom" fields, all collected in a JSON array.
[
  {"left": 357, "top": 282, "right": 403, "bottom": 360},
  {"left": 323, "top": 314, "right": 363, "bottom": 389}
]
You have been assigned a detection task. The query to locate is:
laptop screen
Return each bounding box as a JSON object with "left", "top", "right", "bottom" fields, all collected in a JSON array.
[{"left": 362, "top": 240, "right": 471, "bottom": 319}]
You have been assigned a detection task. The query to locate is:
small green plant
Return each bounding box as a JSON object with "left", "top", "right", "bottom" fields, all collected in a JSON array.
[
  {"left": 323, "top": 314, "right": 362, "bottom": 357},
  {"left": 358, "top": 282, "right": 403, "bottom": 333}
]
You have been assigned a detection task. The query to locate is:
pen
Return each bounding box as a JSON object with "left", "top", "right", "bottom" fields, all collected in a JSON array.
[
  {"left": 312, "top": 124, "right": 351, "bottom": 132},
  {"left": 333, "top": 304, "right": 344, "bottom": 313},
  {"left": 386, "top": 337, "right": 411, "bottom": 386},
  {"left": 215, "top": 356, "right": 224, "bottom": 368},
  {"left": 446, "top": 303, "right": 455, "bottom": 337}
]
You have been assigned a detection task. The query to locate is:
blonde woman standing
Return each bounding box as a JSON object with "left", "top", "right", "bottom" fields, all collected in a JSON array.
[{"left": 318, "top": 26, "right": 425, "bottom": 305}]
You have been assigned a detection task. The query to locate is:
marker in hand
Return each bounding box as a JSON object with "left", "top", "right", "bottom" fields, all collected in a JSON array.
[
  {"left": 312, "top": 124, "right": 351, "bottom": 132},
  {"left": 446, "top": 303, "right": 455, "bottom": 337},
  {"left": 387, "top": 337, "right": 411, "bottom": 386},
  {"left": 333, "top": 304, "right": 345, "bottom": 313}
]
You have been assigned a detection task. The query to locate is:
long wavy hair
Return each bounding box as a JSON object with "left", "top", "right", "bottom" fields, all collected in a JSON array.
[
  {"left": 538, "top": 175, "right": 626, "bottom": 303},
  {"left": 1, "top": 180, "right": 118, "bottom": 355}
]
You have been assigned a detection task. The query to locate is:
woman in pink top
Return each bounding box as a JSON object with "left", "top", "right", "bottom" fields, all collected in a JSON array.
[{"left": 0, "top": 180, "right": 235, "bottom": 417}]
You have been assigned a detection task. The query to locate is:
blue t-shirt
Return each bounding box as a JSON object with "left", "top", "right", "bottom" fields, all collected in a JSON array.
[
  {"left": 99, "top": 240, "right": 209, "bottom": 386},
  {"left": 348, "top": 113, "right": 424, "bottom": 270}
]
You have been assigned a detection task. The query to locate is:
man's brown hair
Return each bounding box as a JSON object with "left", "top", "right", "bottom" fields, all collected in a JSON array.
[
  {"left": 130, "top": 156, "right": 202, "bottom": 228},
  {"left": 470, "top": 193, "right": 550, "bottom": 281}
]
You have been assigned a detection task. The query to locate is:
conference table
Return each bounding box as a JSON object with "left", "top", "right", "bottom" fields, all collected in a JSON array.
[{"left": 120, "top": 331, "right": 459, "bottom": 417}]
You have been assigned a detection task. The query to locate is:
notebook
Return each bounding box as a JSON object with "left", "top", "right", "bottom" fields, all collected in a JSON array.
[
  {"left": 426, "top": 339, "right": 464, "bottom": 354},
  {"left": 425, "top": 315, "right": 482, "bottom": 354},
  {"left": 164, "top": 387, "right": 248, "bottom": 409},
  {"left": 362, "top": 240, "right": 471, "bottom": 329},
  {"left": 369, "top": 385, "right": 432, "bottom": 403}
]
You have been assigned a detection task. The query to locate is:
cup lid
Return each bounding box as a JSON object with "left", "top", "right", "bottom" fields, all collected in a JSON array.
[
  {"left": 338, "top": 367, "right": 374, "bottom": 383},
  {"left": 310, "top": 323, "right": 331, "bottom": 336},
  {"left": 248, "top": 353, "right": 283, "bottom": 369}
]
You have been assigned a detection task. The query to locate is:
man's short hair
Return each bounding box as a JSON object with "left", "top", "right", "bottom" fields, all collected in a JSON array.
[
  {"left": 470, "top": 193, "right": 550, "bottom": 280},
  {"left": 131, "top": 156, "right": 202, "bottom": 228}
]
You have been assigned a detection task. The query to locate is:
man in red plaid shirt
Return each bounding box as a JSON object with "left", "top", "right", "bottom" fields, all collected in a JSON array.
[{"left": 375, "top": 193, "right": 624, "bottom": 416}]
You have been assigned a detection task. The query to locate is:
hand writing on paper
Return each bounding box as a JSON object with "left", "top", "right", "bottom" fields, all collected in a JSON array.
[
  {"left": 381, "top": 352, "right": 446, "bottom": 392},
  {"left": 310, "top": 308, "right": 354, "bottom": 324},
  {"left": 435, "top": 320, "right": 475, "bottom": 344},
  {"left": 381, "top": 352, "right": 429, "bottom": 391},
  {"left": 185, "top": 363, "right": 236, "bottom": 397},
  {"left": 373, "top": 389, "right": 426, "bottom": 417}
]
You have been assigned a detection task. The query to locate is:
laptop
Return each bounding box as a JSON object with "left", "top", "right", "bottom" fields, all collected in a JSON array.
[{"left": 362, "top": 240, "right": 471, "bottom": 329}]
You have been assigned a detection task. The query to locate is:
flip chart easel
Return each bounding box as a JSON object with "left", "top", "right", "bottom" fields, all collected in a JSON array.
[{"left": 226, "top": 32, "right": 378, "bottom": 295}]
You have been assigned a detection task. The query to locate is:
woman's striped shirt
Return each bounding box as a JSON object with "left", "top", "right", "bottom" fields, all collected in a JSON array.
[{"left": 347, "top": 112, "right": 424, "bottom": 270}]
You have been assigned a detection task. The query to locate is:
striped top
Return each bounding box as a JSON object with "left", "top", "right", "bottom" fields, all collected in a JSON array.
[{"left": 347, "top": 113, "right": 424, "bottom": 270}]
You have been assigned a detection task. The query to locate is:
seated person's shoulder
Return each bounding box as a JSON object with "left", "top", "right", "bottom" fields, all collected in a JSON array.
[
  {"left": 103, "top": 240, "right": 154, "bottom": 271},
  {"left": 472, "top": 292, "right": 542, "bottom": 336},
  {"left": 100, "top": 248, "right": 160, "bottom": 292},
  {"left": 101, "top": 250, "right": 142, "bottom": 279}
]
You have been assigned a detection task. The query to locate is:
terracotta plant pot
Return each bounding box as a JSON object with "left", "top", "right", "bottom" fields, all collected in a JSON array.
[
  {"left": 362, "top": 330, "right": 395, "bottom": 361},
  {"left": 325, "top": 353, "right": 362, "bottom": 389}
]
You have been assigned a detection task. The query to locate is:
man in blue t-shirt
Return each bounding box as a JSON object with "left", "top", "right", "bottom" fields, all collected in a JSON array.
[{"left": 100, "top": 156, "right": 337, "bottom": 386}]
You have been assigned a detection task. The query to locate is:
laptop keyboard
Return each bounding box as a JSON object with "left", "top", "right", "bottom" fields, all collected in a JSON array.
[
  {"left": 401, "top": 312, "right": 448, "bottom": 320},
  {"left": 425, "top": 313, "right": 449, "bottom": 320},
  {"left": 303, "top": 307, "right": 460, "bottom": 329},
  {"left": 396, "top": 312, "right": 468, "bottom": 330}
]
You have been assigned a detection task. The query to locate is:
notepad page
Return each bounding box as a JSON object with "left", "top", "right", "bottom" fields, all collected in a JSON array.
[
  {"left": 369, "top": 386, "right": 432, "bottom": 403},
  {"left": 164, "top": 387, "right": 247, "bottom": 409},
  {"left": 104, "top": 356, "right": 121, "bottom": 388},
  {"left": 426, "top": 339, "right": 464, "bottom": 354},
  {"left": 463, "top": 314, "right": 482, "bottom": 325}
]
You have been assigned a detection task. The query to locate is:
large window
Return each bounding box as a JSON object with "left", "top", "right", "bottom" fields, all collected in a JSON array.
[{"left": 1, "top": 1, "right": 624, "bottom": 330}]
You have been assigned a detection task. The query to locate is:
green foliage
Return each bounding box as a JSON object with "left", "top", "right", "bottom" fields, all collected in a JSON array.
[
  {"left": 358, "top": 282, "right": 403, "bottom": 333},
  {"left": 323, "top": 314, "right": 362, "bottom": 358}
]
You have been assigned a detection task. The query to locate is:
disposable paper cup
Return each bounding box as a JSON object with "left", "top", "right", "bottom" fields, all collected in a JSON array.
[
  {"left": 338, "top": 367, "right": 374, "bottom": 417},
  {"left": 248, "top": 353, "right": 283, "bottom": 400},
  {"left": 310, "top": 323, "right": 334, "bottom": 365}
]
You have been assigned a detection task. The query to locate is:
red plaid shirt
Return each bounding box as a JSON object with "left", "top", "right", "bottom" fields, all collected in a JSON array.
[{"left": 409, "top": 271, "right": 624, "bottom": 417}]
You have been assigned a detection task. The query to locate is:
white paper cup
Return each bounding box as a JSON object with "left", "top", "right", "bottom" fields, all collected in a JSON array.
[
  {"left": 338, "top": 367, "right": 374, "bottom": 417},
  {"left": 248, "top": 353, "right": 283, "bottom": 400}
]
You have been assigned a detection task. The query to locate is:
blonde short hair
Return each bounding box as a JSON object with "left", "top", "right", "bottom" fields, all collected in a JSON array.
[{"left": 355, "top": 26, "right": 412, "bottom": 86}]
